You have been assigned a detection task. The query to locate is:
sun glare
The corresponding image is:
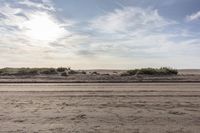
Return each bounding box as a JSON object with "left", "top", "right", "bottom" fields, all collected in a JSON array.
[{"left": 24, "top": 12, "right": 65, "bottom": 42}]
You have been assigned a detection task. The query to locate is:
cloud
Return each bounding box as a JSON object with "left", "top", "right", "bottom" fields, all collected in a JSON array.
[
  {"left": 186, "top": 10, "right": 200, "bottom": 21},
  {"left": 81, "top": 6, "right": 200, "bottom": 68},
  {"left": 0, "top": 0, "right": 73, "bottom": 45},
  {"left": 0, "top": 0, "right": 79, "bottom": 67},
  {"left": 87, "top": 7, "right": 177, "bottom": 57},
  {"left": 90, "top": 7, "right": 175, "bottom": 34},
  {"left": 18, "top": 0, "right": 55, "bottom": 11},
  {"left": 1, "top": 1, "right": 200, "bottom": 68}
]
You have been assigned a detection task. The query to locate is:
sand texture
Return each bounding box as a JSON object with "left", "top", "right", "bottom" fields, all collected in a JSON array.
[{"left": 0, "top": 83, "right": 200, "bottom": 133}]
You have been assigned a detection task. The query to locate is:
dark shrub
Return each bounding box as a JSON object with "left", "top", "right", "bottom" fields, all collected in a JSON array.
[
  {"left": 57, "top": 67, "right": 66, "bottom": 72},
  {"left": 121, "top": 67, "right": 178, "bottom": 76},
  {"left": 81, "top": 71, "right": 86, "bottom": 74},
  {"left": 120, "top": 69, "right": 138, "bottom": 76},
  {"left": 61, "top": 72, "right": 68, "bottom": 76},
  {"left": 127, "top": 69, "right": 138, "bottom": 75},
  {"left": 113, "top": 71, "right": 118, "bottom": 74},
  {"left": 16, "top": 68, "right": 38, "bottom": 75},
  {"left": 91, "top": 71, "right": 99, "bottom": 75},
  {"left": 68, "top": 70, "right": 77, "bottom": 74},
  {"left": 40, "top": 68, "right": 57, "bottom": 75},
  {"left": 138, "top": 68, "right": 158, "bottom": 75},
  {"left": 160, "top": 67, "right": 178, "bottom": 75},
  {"left": 0, "top": 69, "right": 3, "bottom": 75},
  {"left": 0, "top": 68, "right": 17, "bottom": 75},
  {"left": 120, "top": 73, "right": 130, "bottom": 76}
]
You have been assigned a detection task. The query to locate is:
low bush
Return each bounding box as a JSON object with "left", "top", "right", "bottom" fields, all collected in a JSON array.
[
  {"left": 91, "top": 71, "right": 100, "bottom": 75},
  {"left": 16, "top": 68, "right": 38, "bottom": 75},
  {"left": 61, "top": 72, "right": 68, "bottom": 76},
  {"left": 160, "top": 67, "right": 178, "bottom": 75},
  {"left": 126, "top": 69, "right": 139, "bottom": 75},
  {"left": 120, "top": 73, "right": 130, "bottom": 76},
  {"left": 81, "top": 71, "right": 86, "bottom": 74},
  {"left": 40, "top": 68, "right": 57, "bottom": 75},
  {"left": 0, "top": 67, "right": 74, "bottom": 76},
  {"left": 0, "top": 68, "right": 13, "bottom": 75},
  {"left": 57, "top": 67, "right": 68, "bottom": 72},
  {"left": 121, "top": 67, "right": 178, "bottom": 76},
  {"left": 68, "top": 70, "right": 78, "bottom": 74},
  {"left": 138, "top": 68, "right": 158, "bottom": 75},
  {"left": 0, "top": 68, "right": 39, "bottom": 76}
]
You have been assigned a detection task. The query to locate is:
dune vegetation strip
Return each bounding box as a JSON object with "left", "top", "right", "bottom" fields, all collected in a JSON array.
[
  {"left": 0, "top": 67, "right": 178, "bottom": 77},
  {"left": 121, "top": 67, "right": 178, "bottom": 76},
  {"left": 0, "top": 67, "right": 83, "bottom": 76},
  {"left": 0, "top": 67, "right": 178, "bottom": 76},
  {"left": 3, "top": 67, "right": 198, "bottom": 83}
]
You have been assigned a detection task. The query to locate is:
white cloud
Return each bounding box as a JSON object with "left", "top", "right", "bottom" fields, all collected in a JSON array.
[
  {"left": 83, "top": 7, "right": 200, "bottom": 68},
  {"left": 0, "top": 0, "right": 80, "bottom": 67},
  {"left": 186, "top": 11, "right": 200, "bottom": 21},
  {"left": 88, "top": 7, "right": 177, "bottom": 56},
  {"left": 22, "top": 12, "right": 69, "bottom": 42},
  {"left": 90, "top": 7, "right": 175, "bottom": 33},
  {"left": 0, "top": 1, "right": 73, "bottom": 45},
  {"left": 18, "top": 0, "right": 55, "bottom": 11},
  {"left": 1, "top": 2, "right": 200, "bottom": 68}
]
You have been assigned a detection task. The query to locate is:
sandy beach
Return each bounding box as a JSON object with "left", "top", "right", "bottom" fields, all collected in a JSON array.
[
  {"left": 1, "top": 0, "right": 200, "bottom": 132},
  {"left": 0, "top": 83, "right": 200, "bottom": 133}
]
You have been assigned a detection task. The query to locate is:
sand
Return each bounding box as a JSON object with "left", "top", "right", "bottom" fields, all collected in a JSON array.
[{"left": 0, "top": 83, "right": 200, "bottom": 133}]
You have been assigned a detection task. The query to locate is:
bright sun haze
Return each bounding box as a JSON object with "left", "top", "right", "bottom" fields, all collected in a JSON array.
[{"left": 23, "top": 12, "right": 65, "bottom": 42}]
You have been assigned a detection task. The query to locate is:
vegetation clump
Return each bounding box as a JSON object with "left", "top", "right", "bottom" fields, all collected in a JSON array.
[
  {"left": 61, "top": 72, "right": 68, "bottom": 76},
  {"left": 56, "top": 67, "right": 70, "bottom": 72},
  {"left": 81, "top": 71, "right": 86, "bottom": 74},
  {"left": 0, "top": 68, "right": 17, "bottom": 75},
  {"left": 68, "top": 70, "right": 78, "bottom": 74},
  {"left": 40, "top": 68, "right": 57, "bottom": 75},
  {"left": 0, "top": 67, "right": 78, "bottom": 76},
  {"left": 121, "top": 67, "right": 178, "bottom": 76},
  {"left": 56, "top": 67, "right": 66, "bottom": 72},
  {"left": 0, "top": 68, "right": 38, "bottom": 75},
  {"left": 0, "top": 67, "right": 178, "bottom": 77},
  {"left": 16, "top": 68, "right": 38, "bottom": 75},
  {"left": 91, "top": 71, "right": 100, "bottom": 75}
]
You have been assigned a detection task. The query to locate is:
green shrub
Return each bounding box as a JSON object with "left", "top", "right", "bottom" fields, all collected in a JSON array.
[
  {"left": 120, "top": 69, "right": 138, "bottom": 76},
  {"left": 16, "top": 68, "right": 38, "bottom": 75},
  {"left": 0, "top": 68, "right": 39, "bottom": 75},
  {"left": 121, "top": 67, "right": 178, "bottom": 76},
  {"left": 68, "top": 70, "right": 77, "bottom": 74},
  {"left": 40, "top": 68, "right": 57, "bottom": 75},
  {"left": 138, "top": 68, "right": 158, "bottom": 75},
  {"left": 0, "top": 68, "right": 18, "bottom": 75},
  {"left": 127, "top": 69, "right": 138, "bottom": 75},
  {"left": 57, "top": 67, "right": 66, "bottom": 72},
  {"left": 61, "top": 72, "right": 68, "bottom": 76},
  {"left": 0, "top": 67, "right": 77, "bottom": 76},
  {"left": 160, "top": 67, "right": 178, "bottom": 75},
  {"left": 120, "top": 73, "right": 130, "bottom": 76}
]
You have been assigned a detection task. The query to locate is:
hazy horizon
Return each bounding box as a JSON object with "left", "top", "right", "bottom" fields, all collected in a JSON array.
[{"left": 1, "top": 0, "right": 200, "bottom": 69}]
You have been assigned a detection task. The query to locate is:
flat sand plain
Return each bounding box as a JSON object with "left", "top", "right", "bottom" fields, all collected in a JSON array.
[{"left": 0, "top": 83, "right": 200, "bottom": 133}]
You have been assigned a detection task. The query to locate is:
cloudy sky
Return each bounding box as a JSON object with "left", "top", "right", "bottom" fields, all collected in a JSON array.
[{"left": 0, "top": 0, "right": 200, "bottom": 69}]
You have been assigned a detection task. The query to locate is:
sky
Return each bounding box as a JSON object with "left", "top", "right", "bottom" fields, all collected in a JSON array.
[{"left": 0, "top": 0, "right": 200, "bottom": 69}]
